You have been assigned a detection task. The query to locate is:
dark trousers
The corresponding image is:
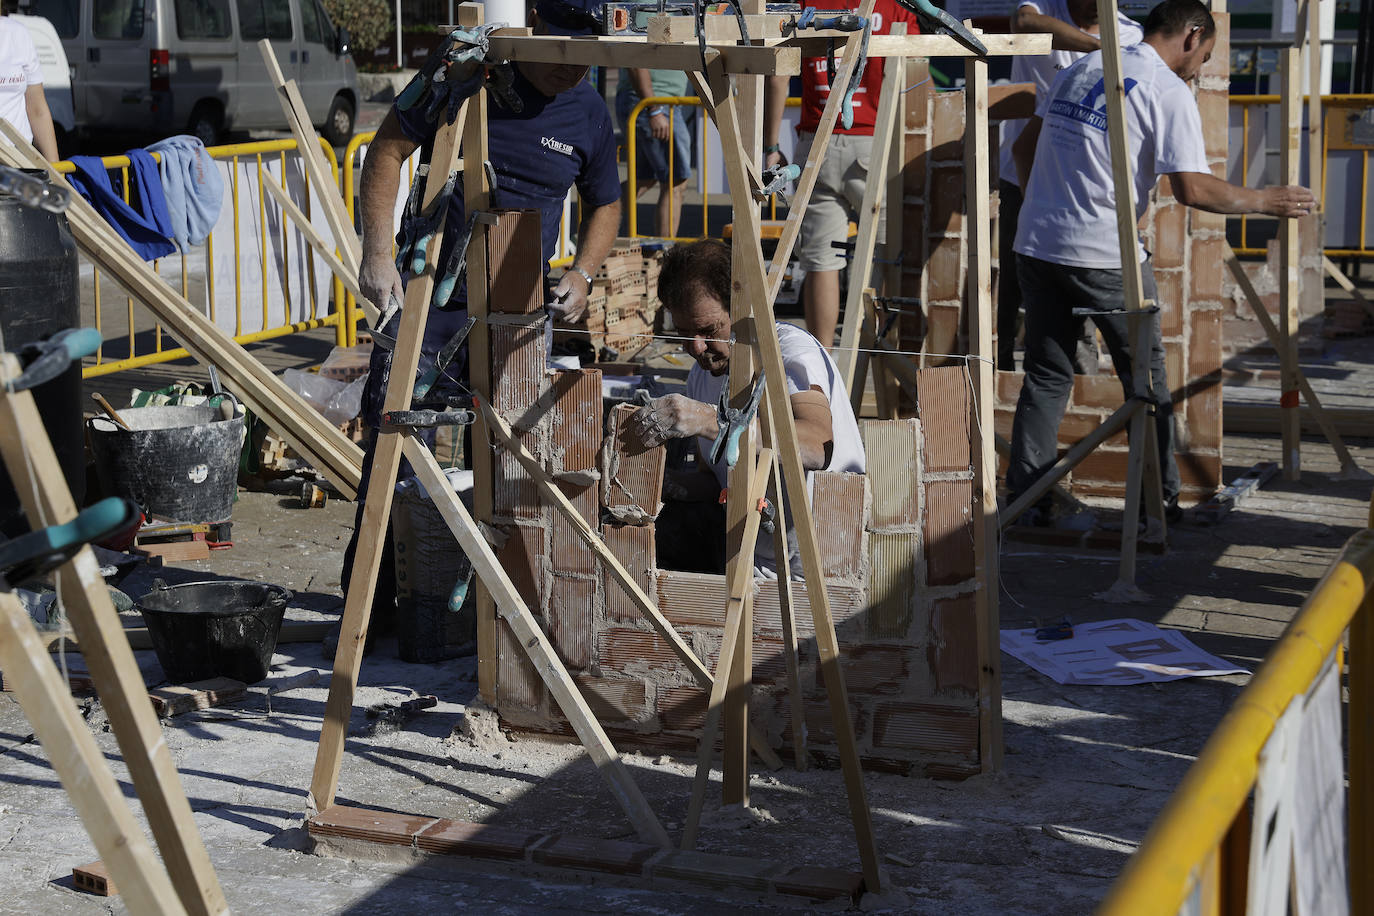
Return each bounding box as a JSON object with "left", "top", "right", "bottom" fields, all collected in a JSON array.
[
  {"left": 997, "top": 181, "right": 1023, "bottom": 370},
  {"left": 1006, "top": 253, "right": 1179, "bottom": 509}
]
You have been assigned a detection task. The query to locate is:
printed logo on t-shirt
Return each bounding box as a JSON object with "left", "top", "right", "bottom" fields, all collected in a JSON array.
[
  {"left": 540, "top": 135, "right": 574, "bottom": 156},
  {"left": 1048, "top": 77, "right": 1137, "bottom": 132}
]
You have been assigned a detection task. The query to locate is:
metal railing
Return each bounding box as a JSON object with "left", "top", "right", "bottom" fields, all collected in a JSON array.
[
  {"left": 1099, "top": 502, "right": 1373, "bottom": 914},
  {"left": 1229, "top": 92, "right": 1374, "bottom": 259},
  {"left": 625, "top": 95, "right": 801, "bottom": 240},
  {"left": 63, "top": 138, "right": 348, "bottom": 379}
]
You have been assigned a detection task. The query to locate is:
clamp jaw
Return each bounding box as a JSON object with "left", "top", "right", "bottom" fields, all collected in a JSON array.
[{"left": 709, "top": 373, "right": 767, "bottom": 469}]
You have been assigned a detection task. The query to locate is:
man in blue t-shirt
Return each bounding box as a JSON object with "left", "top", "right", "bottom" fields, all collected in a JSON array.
[{"left": 343, "top": 0, "right": 621, "bottom": 647}]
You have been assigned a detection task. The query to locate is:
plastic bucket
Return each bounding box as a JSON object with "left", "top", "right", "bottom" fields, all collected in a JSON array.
[
  {"left": 137, "top": 580, "right": 291, "bottom": 684},
  {"left": 88, "top": 403, "right": 243, "bottom": 524}
]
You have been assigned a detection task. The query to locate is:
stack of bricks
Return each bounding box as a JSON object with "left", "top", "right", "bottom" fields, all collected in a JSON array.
[
  {"left": 897, "top": 16, "right": 1231, "bottom": 503},
  {"left": 1221, "top": 227, "right": 1326, "bottom": 354},
  {"left": 553, "top": 239, "right": 664, "bottom": 360}
]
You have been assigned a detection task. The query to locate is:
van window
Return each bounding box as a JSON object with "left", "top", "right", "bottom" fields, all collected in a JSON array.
[
  {"left": 236, "top": 0, "right": 291, "bottom": 41},
  {"left": 93, "top": 0, "right": 146, "bottom": 39},
  {"left": 299, "top": 0, "right": 325, "bottom": 45},
  {"left": 29, "top": 0, "right": 79, "bottom": 38},
  {"left": 175, "top": 0, "right": 233, "bottom": 39}
]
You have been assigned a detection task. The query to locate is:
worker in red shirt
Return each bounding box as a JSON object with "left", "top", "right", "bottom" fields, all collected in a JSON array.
[{"left": 763, "top": 0, "right": 918, "bottom": 349}]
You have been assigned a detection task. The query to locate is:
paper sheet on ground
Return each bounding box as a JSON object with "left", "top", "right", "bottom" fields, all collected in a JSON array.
[{"left": 1000, "top": 618, "right": 1249, "bottom": 685}]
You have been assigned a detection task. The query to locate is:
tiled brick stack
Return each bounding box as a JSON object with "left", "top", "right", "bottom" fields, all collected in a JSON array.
[
  {"left": 553, "top": 239, "right": 664, "bottom": 360},
  {"left": 1220, "top": 219, "right": 1325, "bottom": 353},
  {"left": 896, "top": 15, "right": 1232, "bottom": 502}
]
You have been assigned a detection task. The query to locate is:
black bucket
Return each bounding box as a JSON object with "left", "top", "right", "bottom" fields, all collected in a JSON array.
[
  {"left": 88, "top": 403, "right": 243, "bottom": 524},
  {"left": 137, "top": 580, "right": 291, "bottom": 684}
]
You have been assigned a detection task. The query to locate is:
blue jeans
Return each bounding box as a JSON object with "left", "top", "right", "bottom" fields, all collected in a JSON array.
[
  {"left": 1007, "top": 253, "right": 1179, "bottom": 508},
  {"left": 615, "top": 87, "right": 693, "bottom": 186}
]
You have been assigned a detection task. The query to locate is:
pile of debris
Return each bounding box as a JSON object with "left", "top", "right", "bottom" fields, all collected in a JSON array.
[{"left": 556, "top": 239, "right": 665, "bottom": 361}]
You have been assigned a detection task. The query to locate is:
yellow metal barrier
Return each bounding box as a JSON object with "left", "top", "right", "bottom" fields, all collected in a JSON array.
[
  {"left": 1099, "top": 503, "right": 1374, "bottom": 915},
  {"left": 63, "top": 138, "right": 347, "bottom": 378},
  {"left": 1230, "top": 92, "right": 1374, "bottom": 259}
]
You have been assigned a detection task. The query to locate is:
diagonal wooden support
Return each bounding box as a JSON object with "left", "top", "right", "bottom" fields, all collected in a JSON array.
[
  {"left": 0, "top": 592, "right": 187, "bottom": 916},
  {"left": 759, "top": 408, "right": 806, "bottom": 771},
  {"left": 835, "top": 24, "right": 905, "bottom": 388},
  {"left": 480, "top": 401, "right": 783, "bottom": 770},
  {"left": 1226, "top": 248, "right": 1364, "bottom": 475},
  {"left": 1323, "top": 254, "right": 1374, "bottom": 323},
  {"left": 261, "top": 177, "right": 375, "bottom": 312},
  {"left": 0, "top": 357, "right": 225, "bottom": 916},
  {"left": 706, "top": 57, "right": 883, "bottom": 891},
  {"left": 401, "top": 434, "right": 670, "bottom": 847},
  {"left": 308, "top": 102, "right": 466, "bottom": 814},
  {"left": 682, "top": 447, "right": 773, "bottom": 850}
]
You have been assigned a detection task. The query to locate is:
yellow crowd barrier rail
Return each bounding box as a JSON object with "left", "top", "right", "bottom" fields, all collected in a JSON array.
[
  {"left": 63, "top": 138, "right": 347, "bottom": 379},
  {"left": 1099, "top": 500, "right": 1374, "bottom": 915},
  {"left": 1230, "top": 93, "right": 1374, "bottom": 259}
]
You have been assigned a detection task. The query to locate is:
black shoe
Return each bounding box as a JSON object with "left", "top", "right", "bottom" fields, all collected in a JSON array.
[
  {"left": 1165, "top": 498, "right": 1184, "bottom": 525},
  {"left": 1019, "top": 504, "right": 1053, "bottom": 527}
]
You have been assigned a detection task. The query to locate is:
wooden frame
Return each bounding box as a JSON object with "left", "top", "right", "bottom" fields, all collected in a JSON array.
[{"left": 1279, "top": 47, "right": 1303, "bottom": 481}]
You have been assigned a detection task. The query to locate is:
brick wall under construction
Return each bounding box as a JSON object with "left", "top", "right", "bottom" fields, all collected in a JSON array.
[
  {"left": 898, "top": 13, "right": 1234, "bottom": 504},
  {"left": 481, "top": 211, "right": 988, "bottom": 777}
]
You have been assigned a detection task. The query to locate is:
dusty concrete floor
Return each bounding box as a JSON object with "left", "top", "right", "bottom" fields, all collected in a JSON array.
[{"left": 5, "top": 323, "right": 1373, "bottom": 913}]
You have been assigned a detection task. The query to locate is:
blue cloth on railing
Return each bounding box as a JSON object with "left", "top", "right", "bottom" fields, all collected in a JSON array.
[
  {"left": 147, "top": 135, "right": 224, "bottom": 250},
  {"left": 66, "top": 150, "right": 176, "bottom": 260}
]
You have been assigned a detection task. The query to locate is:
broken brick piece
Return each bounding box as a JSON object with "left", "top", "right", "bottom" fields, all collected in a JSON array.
[
  {"left": 148, "top": 677, "right": 246, "bottom": 717},
  {"left": 415, "top": 819, "right": 547, "bottom": 860},
  {"left": 72, "top": 861, "right": 115, "bottom": 897},
  {"left": 602, "top": 404, "right": 665, "bottom": 518},
  {"left": 307, "top": 805, "right": 439, "bottom": 846},
  {"left": 531, "top": 834, "right": 659, "bottom": 875}
]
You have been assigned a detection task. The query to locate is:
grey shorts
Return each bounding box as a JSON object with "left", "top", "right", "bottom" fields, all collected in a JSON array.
[{"left": 793, "top": 131, "right": 885, "bottom": 272}]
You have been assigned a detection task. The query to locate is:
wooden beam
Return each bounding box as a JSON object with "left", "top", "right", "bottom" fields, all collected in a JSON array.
[
  {"left": 487, "top": 32, "right": 799, "bottom": 75},
  {"left": 682, "top": 448, "right": 772, "bottom": 849},
  {"left": 760, "top": 410, "right": 806, "bottom": 770},
  {"left": 480, "top": 401, "right": 783, "bottom": 769},
  {"left": 402, "top": 435, "right": 670, "bottom": 847},
  {"left": 646, "top": 13, "right": 792, "bottom": 43},
  {"left": 261, "top": 177, "right": 375, "bottom": 312},
  {"left": 309, "top": 102, "right": 466, "bottom": 814},
  {"left": 1322, "top": 254, "right": 1374, "bottom": 321},
  {"left": 1307, "top": 0, "right": 1323, "bottom": 206},
  {"left": 0, "top": 592, "right": 187, "bottom": 916},
  {"left": 1279, "top": 47, "right": 1303, "bottom": 480},
  {"left": 964, "top": 57, "right": 1003, "bottom": 772},
  {"left": 792, "top": 31, "right": 1051, "bottom": 59},
  {"left": 835, "top": 24, "right": 905, "bottom": 391}
]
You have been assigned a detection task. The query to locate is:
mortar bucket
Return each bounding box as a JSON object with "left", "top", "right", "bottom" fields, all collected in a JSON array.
[
  {"left": 88, "top": 403, "right": 243, "bottom": 524},
  {"left": 137, "top": 580, "right": 291, "bottom": 684}
]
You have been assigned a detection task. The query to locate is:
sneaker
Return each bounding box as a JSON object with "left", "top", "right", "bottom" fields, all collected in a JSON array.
[{"left": 1019, "top": 504, "right": 1053, "bottom": 528}]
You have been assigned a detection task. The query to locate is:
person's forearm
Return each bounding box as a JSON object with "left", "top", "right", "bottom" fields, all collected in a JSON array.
[
  {"left": 573, "top": 199, "right": 622, "bottom": 276},
  {"left": 359, "top": 117, "right": 411, "bottom": 261},
  {"left": 25, "top": 89, "right": 57, "bottom": 161},
  {"left": 630, "top": 68, "right": 655, "bottom": 102},
  {"left": 764, "top": 76, "right": 789, "bottom": 148},
  {"left": 1012, "top": 8, "right": 1100, "bottom": 52},
  {"left": 1169, "top": 172, "right": 1268, "bottom": 215}
]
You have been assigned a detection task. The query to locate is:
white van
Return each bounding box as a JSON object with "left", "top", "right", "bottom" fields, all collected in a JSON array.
[{"left": 27, "top": 0, "right": 359, "bottom": 146}]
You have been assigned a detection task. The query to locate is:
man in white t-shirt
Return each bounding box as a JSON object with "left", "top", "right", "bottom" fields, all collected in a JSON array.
[
  {"left": 624, "top": 239, "right": 865, "bottom": 575},
  {"left": 1006, "top": 0, "right": 1313, "bottom": 525},
  {"left": 0, "top": 14, "right": 57, "bottom": 160},
  {"left": 997, "top": 0, "right": 1143, "bottom": 369}
]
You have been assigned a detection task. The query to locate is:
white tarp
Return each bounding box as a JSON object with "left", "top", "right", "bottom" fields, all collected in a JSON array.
[{"left": 999, "top": 618, "right": 1249, "bottom": 686}]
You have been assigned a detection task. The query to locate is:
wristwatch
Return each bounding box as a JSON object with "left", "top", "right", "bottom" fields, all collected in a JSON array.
[
  {"left": 570, "top": 265, "right": 594, "bottom": 288},
  {"left": 764, "top": 143, "right": 780, "bottom": 154}
]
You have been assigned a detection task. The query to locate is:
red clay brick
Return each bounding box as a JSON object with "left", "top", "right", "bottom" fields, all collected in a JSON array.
[
  {"left": 905, "top": 60, "right": 932, "bottom": 129},
  {"left": 1197, "top": 90, "right": 1229, "bottom": 161},
  {"left": 773, "top": 865, "right": 864, "bottom": 901},
  {"left": 917, "top": 366, "right": 972, "bottom": 473},
  {"left": 925, "top": 239, "right": 964, "bottom": 303},
  {"left": 597, "top": 627, "right": 684, "bottom": 673},
  {"left": 816, "top": 644, "right": 910, "bottom": 695},
  {"left": 72, "top": 862, "right": 115, "bottom": 897},
  {"left": 1201, "top": 13, "right": 1229, "bottom": 80},
  {"left": 1155, "top": 269, "right": 1185, "bottom": 337},
  {"left": 1189, "top": 238, "right": 1226, "bottom": 303},
  {"left": 863, "top": 419, "right": 920, "bottom": 530},
  {"left": 1071, "top": 447, "right": 1132, "bottom": 485},
  {"left": 867, "top": 531, "right": 916, "bottom": 639},
  {"left": 604, "top": 404, "right": 665, "bottom": 515},
  {"left": 603, "top": 523, "right": 656, "bottom": 622},
  {"left": 551, "top": 480, "right": 597, "bottom": 577},
  {"left": 486, "top": 209, "right": 543, "bottom": 314},
  {"left": 493, "top": 426, "right": 540, "bottom": 520},
  {"left": 495, "top": 523, "right": 544, "bottom": 612},
  {"left": 1151, "top": 203, "right": 1187, "bottom": 270},
  {"left": 549, "top": 575, "right": 595, "bottom": 670},
  {"left": 1072, "top": 372, "right": 1124, "bottom": 407},
  {"left": 415, "top": 819, "right": 546, "bottom": 859},
  {"left": 659, "top": 684, "right": 709, "bottom": 732},
  {"left": 1176, "top": 450, "right": 1222, "bottom": 492},
  {"left": 902, "top": 136, "right": 928, "bottom": 197},
  {"left": 870, "top": 701, "right": 978, "bottom": 757},
  {"left": 490, "top": 320, "right": 545, "bottom": 412},
  {"left": 1186, "top": 375, "right": 1222, "bottom": 453},
  {"left": 901, "top": 204, "right": 926, "bottom": 254},
  {"left": 923, "top": 479, "right": 975, "bottom": 586},
  {"left": 1058, "top": 410, "right": 1123, "bottom": 446},
  {"left": 498, "top": 618, "right": 545, "bottom": 711},
  {"left": 549, "top": 368, "right": 602, "bottom": 472},
  {"left": 573, "top": 675, "right": 648, "bottom": 722},
  {"left": 533, "top": 835, "right": 658, "bottom": 875},
  {"left": 930, "top": 91, "right": 965, "bottom": 158},
  {"left": 1188, "top": 307, "right": 1223, "bottom": 380},
  {"left": 308, "top": 805, "right": 439, "bottom": 846},
  {"left": 996, "top": 369, "right": 1022, "bottom": 404},
  {"left": 928, "top": 593, "right": 980, "bottom": 696},
  {"left": 924, "top": 303, "right": 963, "bottom": 363},
  {"left": 928, "top": 167, "right": 964, "bottom": 235},
  {"left": 812, "top": 471, "right": 868, "bottom": 578}
]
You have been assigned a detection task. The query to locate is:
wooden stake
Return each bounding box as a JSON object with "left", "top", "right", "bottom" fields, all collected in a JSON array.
[
  {"left": 836, "top": 24, "right": 905, "bottom": 390},
  {"left": 1322, "top": 254, "right": 1374, "bottom": 322},
  {"left": 760, "top": 409, "right": 806, "bottom": 770},
  {"left": 1307, "top": 0, "right": 1323, "bottom": 208},
  {"left": 1279, "top": 47, "right": 1303, "bottom": 481},
  {"left": 261, "top": 177, "right": 375, "bottom": 313},
  {"left": 480, "top": 401, "right": 783, "bottom": 769},
  {"left": 963, "top": 57, "right": 1004, "bottom": 770},
  {"left": 309, "top": 103, "right": 467, "bottom": 814},
  {"left": 400, "top": 435, "right": 671, "bottom": 847},
  {"left": 0, "top": 592, "right": 187, "bottom": 916}
]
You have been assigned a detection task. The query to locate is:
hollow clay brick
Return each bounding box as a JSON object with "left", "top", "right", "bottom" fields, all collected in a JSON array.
[
  {"left": 862, "top": 420, "right": 921, "bottom": 530},
  {"left": 871, "top": 701, "right": 978, "bottom": 757},
  {"left": 549, "top": 368, "right": 603, "bottom": 472},
  {"left": 867, "top": 531, "right": 917, "bottom": 639},
  {"left": 486, "top": 209, "right": 543, "bottom": 314},
  {"left": 916, "top": 367, "right": 972, "bottom": 473},
  {"left": 603, "top": 522, "right": 656, "bottom": 622},
  {"left": 923, "top": 480, "right": 974, "bottom": 587},
  {"left": 812, "top": 471, "right": 868, "bottom": 577},
  {"left": 572, "top": 675, "right": 648, "bottom": 722},
  {"left": 928, "top": 593, "right": 980, "bottom": 696},
  {"left": 928, "top": 167, "right": 964, "bottom": 236},
  {"left": 549, "top": 574, "right": 595, "bottom": 670},
  {"left": 604, "top": 404, "right": 665, "bottom": 516}
]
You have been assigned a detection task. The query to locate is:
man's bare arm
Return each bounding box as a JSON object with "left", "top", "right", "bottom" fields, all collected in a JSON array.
[
  {"left": 24, "top": 85, "right": 57, "bottom": 161},
  {"left": 1012, "top": 5, "right": 1099, "bottom": 52},
  {"left": 763, "top": 76, "right": 789, "bottom": 168},
  {"left": 550, "top": 197, "right": 622, "bottom": 323},
  {"left": 358, "top": 111, "right": 419, "bottom": 311},
  {"left": 792, "top": 387, "right": 834, "bottom": 471},
  {"left": 1168, "top": 171, "right": 1314, "bottom": 218},
  {"left": 1013, "top": 115, "right": 1043, "bottom": 190}
]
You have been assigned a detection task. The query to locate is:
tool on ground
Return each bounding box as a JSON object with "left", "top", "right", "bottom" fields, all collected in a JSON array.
[
  {"left": 0, "top": 497, "right": 139, "bottom": 587},
  {"left": 1034, "top": 617, "right": 1073, "bottom": 641},
  {"left": 382, "top": 408, "right": 477, "bottom": 429},
  {"left": 710, "top": 373, "right": 767, "bottom": 468},
  {"left": 753, "top": 163, "right": 801, "bottom": 204},
  {"left": 413, "top": 317, "right": 477, "bottom": 399},
  {"left": 891, "top": 0, "right": 988, "bottom": 55},
  {"left": 91, "top": 393, "right": 132, "bottom": 431},
  {"left": 396, "top": 25, "right": 507, "bottom": 125},
  {"left": 364, "top": 694, "right": 439, "bottom": 732},
  {"left": 6, "top": 327, "right": 101, "bottom": 392}
]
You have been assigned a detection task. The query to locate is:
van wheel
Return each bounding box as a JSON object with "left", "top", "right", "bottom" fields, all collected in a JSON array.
[
  {"left": 322, "top": 95, "right": 355, "bottom": 148},
  {"left": 187, "top": 103, "right": 224, "bottom": 147}
]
